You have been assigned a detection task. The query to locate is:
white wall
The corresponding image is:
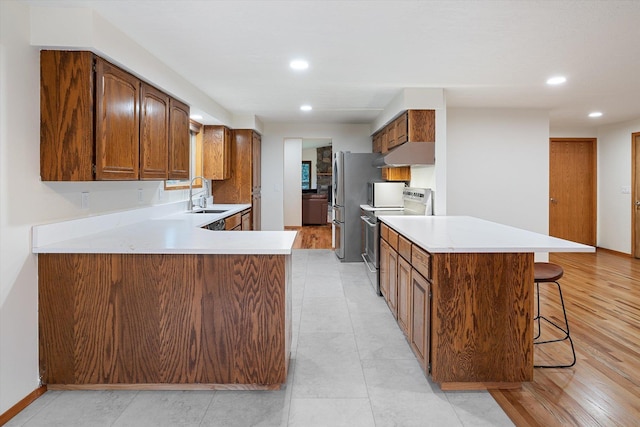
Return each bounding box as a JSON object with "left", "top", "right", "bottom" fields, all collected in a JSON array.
[
  {"left": 446, "top": 108, "right": 550, "bottom": 235},
  {"left": 261, "top": 123, "right": 372, "bottom": 231},
  {"left": 284, "top": 139, "right": 303, "bottom": 227},
  {"left": 596, "top": 118, "right": 640, "bottom": 253}
]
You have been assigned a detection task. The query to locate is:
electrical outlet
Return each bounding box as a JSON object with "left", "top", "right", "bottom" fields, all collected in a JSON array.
[
  {"left": 138, "top": 188, "right": 144, "bottom": 203},
  {"left": 621, "top": 185, "right": 631, "bottom": 194},
  {"left": 81, "top": 192, "right": 89, "bottom": 209},
  {"left": 158, "top": 186, "right": 164, "bottom": 201}
]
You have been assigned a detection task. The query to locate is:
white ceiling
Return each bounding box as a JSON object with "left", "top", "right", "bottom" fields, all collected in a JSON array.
[{"left": 25, "top": 0, "right": 640, "bottom": 130}]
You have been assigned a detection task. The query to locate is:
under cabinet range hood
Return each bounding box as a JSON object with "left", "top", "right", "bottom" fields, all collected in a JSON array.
[{"left": 372, "top": 141, "right": 435, "bottom": 167}]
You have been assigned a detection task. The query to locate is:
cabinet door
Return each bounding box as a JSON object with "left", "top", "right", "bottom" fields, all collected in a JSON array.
[
  {"left": 397, "top": 256, "right": 411, "bottom": 336},
  {"left": 395, "top": 113, "right": 408, "bottom": 145},
  {"left": 140, "top": 83, "right": 169, "bottom": 180},
  {"left": 241, "top": 210, "right": 252, "bottom": 230},
  {"left": 203, "top": 125, "right": 231, "bottom": 180},
  {"left": 410, "top": 270, "right": 430, "bottom": 371},
  {"left": 388, "top": 248, "right": 398, "bottom": 317},
  {"left": 379, "top": 239, "right": 390, "bottom": 300},
  {"left": 95, "top": 57, "right": 140, "bottom": 180},
  {"left": 168, "top": 98, "right": 190, "bottom": 179}
]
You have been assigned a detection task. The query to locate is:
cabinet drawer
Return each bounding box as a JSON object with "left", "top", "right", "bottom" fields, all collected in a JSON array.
[
  {"left": 381, "top": 223, "right": 389, "bottom": 241},
  {"left": 388, "top": 228, "right": 399, "bottom": 250},
  {"left": 225, "top": 213, "right": 242, "bottom": 230},
  {"left": 398, "top": 235, "right": 412, "bottom": 261},
  {"left": 412, "top": 245, "right": 431, "bottom": 280}
]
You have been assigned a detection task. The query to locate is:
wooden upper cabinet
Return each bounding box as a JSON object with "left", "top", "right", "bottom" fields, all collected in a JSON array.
[
  {"left": 168, "top": 98, "right": 190, "bottom": 180},
  {"left": 40, "top": 50, "right": 191, "bottom": 182},
  {"left": 95, "top": 57, "right": 140, "bottom": 180},
  {"left": 202, "top": 125, "right": 231, "bottom": 180},
  {"left": 394, "top": 113, "right": 408, "bottom": 145},
  {"left": 407, "top": 110, "right": 435, "bottom": 143},
  {"left": 40, "top": 50, "right": 95, "bottom": 181},
  {"left": 140, "top": 83, "right": 169, "bottom": 180},
  {"left": 372, "top": 132, "right": 382, "bottom": 153}
]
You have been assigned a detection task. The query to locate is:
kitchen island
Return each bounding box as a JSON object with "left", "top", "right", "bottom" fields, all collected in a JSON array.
[
  {"left": 377, "top": 215, "right": 593, "bottom": 390},
  {"left": 33, "top": 203, "right": 297, "bottom": 390}
]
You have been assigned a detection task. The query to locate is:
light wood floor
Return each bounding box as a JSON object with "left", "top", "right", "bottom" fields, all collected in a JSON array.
[
  {"left": 492, "top": 250, "right": 640, "bottom": 427},
  {"left": 285, "top": 224, "right": 333, "bottom": 249},
  {"left": 290, "top": 226, "right": 640, "bottom": 426}
]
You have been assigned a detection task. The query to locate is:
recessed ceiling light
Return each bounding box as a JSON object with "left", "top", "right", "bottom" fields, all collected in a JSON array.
[
  {"left": 546, "top": 76, "right": 567, "bottom": 85},
  {"left": 588, "top": 111, "right": 603, "bottom": 118},
  {"left": 190, "top": 114, "right": 203, "bottom": 120},
  {"left": 290, "top": 59, "right": 309, "bottom": 70},
  {"left": 300, "top": 105, "right": 312, "bottom": 112}
]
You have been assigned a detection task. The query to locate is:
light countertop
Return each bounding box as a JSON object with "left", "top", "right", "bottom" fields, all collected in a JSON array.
[
  {"left": 379, "top": 215, "right": 594, "bottom": 253},
  {"left": 32, "top": 203, "right": 297, "bottom": 255}
]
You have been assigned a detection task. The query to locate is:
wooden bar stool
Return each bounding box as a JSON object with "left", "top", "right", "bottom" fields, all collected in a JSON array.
[{"left": 533, "top": 262, "right": 576, "bottom": 368}]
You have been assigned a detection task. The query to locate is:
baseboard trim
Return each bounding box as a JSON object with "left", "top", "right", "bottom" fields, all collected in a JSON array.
[
  {"left": 596, "top": 247, "right": 633, "bottom": 258},
  {"left": 0, "top": 385, "right": 47, "bottom": 425}
]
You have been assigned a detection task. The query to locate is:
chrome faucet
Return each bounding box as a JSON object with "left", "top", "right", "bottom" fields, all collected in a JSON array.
[{"left": 188, "top": 176, "right": 210, "bottom": 211}]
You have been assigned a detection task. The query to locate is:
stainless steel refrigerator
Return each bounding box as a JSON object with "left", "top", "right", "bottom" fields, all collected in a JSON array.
[{"left": 332, "top": 151, "right": 382, "bottom": 262}]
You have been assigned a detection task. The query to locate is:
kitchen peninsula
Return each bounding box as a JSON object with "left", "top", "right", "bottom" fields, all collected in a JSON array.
[
  {"left": 377, "top": 215, "right": 593, "bottom": 390},
  {"left": 32, "top": 203, "right": 297, "bottom": 390}
]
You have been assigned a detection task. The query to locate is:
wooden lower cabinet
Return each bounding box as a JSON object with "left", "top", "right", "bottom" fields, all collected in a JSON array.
[
  {"left": 379, "top": 222, "right": 534, "bottom": 390},
  {"left": 379, "top": 239, "right": 390, "bottom": 300},
  {"left": 410, "top": 269, "right": 430, "bottom": 371},
  {"left": 388, "top": 248, "right": 398, "bottom": 317},
  {"left": 38, "top": 253, "right": 292, "bottom": 389},
  {"left": 397, "top": 256, "right": 411, "bottom": 336},
  {"left": 225, "top": 212, "right": 242, "bottom": 230},
  {"left": 241, "top": 209, "right": 252, "bottom": 230}
]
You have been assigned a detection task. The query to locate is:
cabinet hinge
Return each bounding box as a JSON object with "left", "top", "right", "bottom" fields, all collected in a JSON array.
[{"left": 92, "top": 164, "right": 96, "bottom": 176}]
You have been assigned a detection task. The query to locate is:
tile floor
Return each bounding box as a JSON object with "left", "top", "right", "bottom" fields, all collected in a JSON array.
[{"left": 7, "top": 249, "right": 514, "bottom": 427}]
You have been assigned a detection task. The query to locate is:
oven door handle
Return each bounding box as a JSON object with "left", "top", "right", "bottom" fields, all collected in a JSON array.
[
  {"left": 361, "top": 253, "right": 377, "bottom": 273},
  {"left": 360, "top": 216, "right": 377, "bottom": 227}
]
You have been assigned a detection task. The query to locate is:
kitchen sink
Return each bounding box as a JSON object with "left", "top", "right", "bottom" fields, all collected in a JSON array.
[{"left": 190, "top": 209, "right": 229, "bottom": 214}]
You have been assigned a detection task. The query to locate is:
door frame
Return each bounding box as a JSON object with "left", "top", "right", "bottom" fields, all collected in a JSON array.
[
  {"left": 632, "top": 132, "right": 640, "bottom": 258},
  {"left": 549, "top": 137, "right": 598, "bottom": 246}
]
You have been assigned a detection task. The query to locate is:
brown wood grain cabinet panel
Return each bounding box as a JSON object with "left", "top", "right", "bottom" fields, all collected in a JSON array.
[
  {"left": 211, "top": 130, "right": 262, "bottom": 230},
  {"left": 411, "top": 245, "right": 431, "bottom": 280},
  {"left": 225, "top": 213, "right": 242, "bottom": 230},
  {"left": 203, "top": 125, "right": 232, "bottom": 180},
  {"left": 38, "top": 253, "right": 290, "bottom": 387},
  {"left": 168, "top": 98, "right": 190, "bottom": 179},
  {"left": 40, "top": 50, "right": 95, "bottom": 181},
  {"left": 397, "top": 256, "right": 411, "bottom": 336},
  {"left": 407, "top": 110, "right": 435, "bottom": 143},
  {"left": 95, "top": 57, "right": 140, "bottom": 180},
  {"left": 241, "top": 209, "right": 252, "bottom": 230},
  {"left": 430, "top": 252, "right": 533, "bottom": 385},
  {"left": 140, "top": 83, "right": 169, "bottom": 180},
  {"left": 398, "top": 235, "right": 412, "bottom": 261},
  {"left": 388, "top": 247, "right": 399, "bottom": 317},
  {"left": 410, "top": 269, "right": 430, "bottom": 371},
  {"left": 388, "top": 228, "right": 399, "bottom": 250},
  {"left": 381, "top": 167, "right": 411, "bottom": 182},
  {"left": 379, "top": 238, "right": 391, "bottom": 301}
]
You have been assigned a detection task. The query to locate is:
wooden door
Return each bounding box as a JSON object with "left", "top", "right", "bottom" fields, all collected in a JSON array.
[
  {"left": 549, "top": 138, "right": 597, "bottom": 246},
  {"left": 95, "top": 58, "right": 140, "bottom": 180},
  {"left": 168, "top": 98, "right": 190, "bottom": 179},
  {"left": 140, "top": 83, "right": 169, "bottom": 180},
  {"left": 633, "top": 133, "right": 640, "bottom": 257}
]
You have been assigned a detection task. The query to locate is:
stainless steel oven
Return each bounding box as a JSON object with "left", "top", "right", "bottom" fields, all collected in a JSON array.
[
  {"left": 360, "top": 212, "right": 379, "bottom": 293},
  {"left": 360, "top": 187, "right": 433, "bottom": 295}
]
